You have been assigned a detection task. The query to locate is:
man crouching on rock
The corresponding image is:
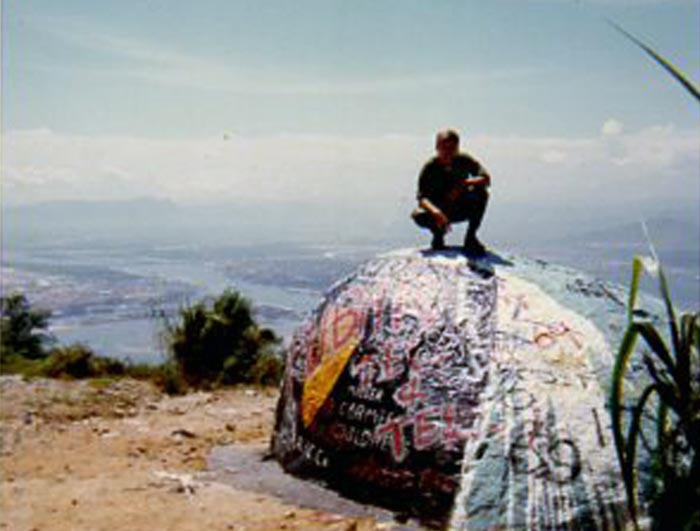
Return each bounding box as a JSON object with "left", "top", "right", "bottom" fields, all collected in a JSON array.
[{"left": 412, "top": 129, "right": 491, "bottom": 254}]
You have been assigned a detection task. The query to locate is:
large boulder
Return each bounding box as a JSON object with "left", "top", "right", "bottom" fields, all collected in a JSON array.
[{"left": 271, "top": 249, "right": 657, "bottom": 529}]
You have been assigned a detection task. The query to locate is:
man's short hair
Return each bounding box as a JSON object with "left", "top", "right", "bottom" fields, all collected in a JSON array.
[{"left": 436, "top": 129, "right": 460, "bottom": 147}]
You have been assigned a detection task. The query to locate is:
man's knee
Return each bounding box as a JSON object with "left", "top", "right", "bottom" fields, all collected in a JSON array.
[
  {"left": 412, "top": 209, "right": 433, "bottom": 229},
  {"left": 470, "top": 187, "right": 489, "bottom": 206},
  {"left": 474, "top": 188, "right": 489, "bottom": 212},
  {"left": 449, "top": 189, "right": 488, "bottom": 220}
]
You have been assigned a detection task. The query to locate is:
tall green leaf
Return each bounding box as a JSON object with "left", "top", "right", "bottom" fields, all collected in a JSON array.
[
  {"left": 628, "top": 256, "right": 644, "bottom": 323},
  {"left": 635, "top": 321, "right": 675, "bottom": 380},
  {"left": 657, "top": 265, "right": 681, "bottom": 358},
  {"left": 609, "top": 20, "right": 700, "bottom": 102},
  {"left": 624, "top": 384, "right": 659, "bottom": 523},
  {"left": 656, "top": 399, "right": 669, "bottom": 474},
  {"left": 611, "top": 325, "right": 640, "bottom": 519}
]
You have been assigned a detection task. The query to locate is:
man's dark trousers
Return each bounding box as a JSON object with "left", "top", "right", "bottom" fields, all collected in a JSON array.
[{"left": 412, "top": 188, "right": 489, "bottom": 244}]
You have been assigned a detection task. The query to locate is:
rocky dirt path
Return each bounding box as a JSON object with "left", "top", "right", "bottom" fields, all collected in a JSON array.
[{"left": 0, "top": 376, "right": 385, "bottom": 531}]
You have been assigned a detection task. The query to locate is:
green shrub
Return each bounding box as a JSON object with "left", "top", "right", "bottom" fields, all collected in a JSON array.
[
  {"left": 153, "top": 362, "right": 188, "bottom": 395},
  {"left": 0, "top": 353, "right": 44, "bottom": 377},
  {"left": 91, "top": 355, "right": 127, "bottom": 376},
  {"left": 160, "top": 289, "right": 283, "bottom": 388},
  {"left": 40, "top": 343, "right": 128, "bottom": 379},
  {"left": 120, "top": 361, "right": 163, "bottom": 380},
  {"left": 0, "top": 289, "right": 282, "bottom": 393},
  {"left": 41, "top": 343, "right": 95, "bottom": 378},
  {"left": 248, "top": 349, "right": 285, "bottom": 386},
  {"left": 1, "top": 293, "right": 53, "bottom": 362}
]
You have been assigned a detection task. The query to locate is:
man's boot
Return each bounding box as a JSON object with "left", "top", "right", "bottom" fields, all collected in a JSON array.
[
  {"left": 464, "top": 231, "right": 486, "bottom": 255},
  {"left": 431, "top": 231, "right": 446, "bottom": 250}
]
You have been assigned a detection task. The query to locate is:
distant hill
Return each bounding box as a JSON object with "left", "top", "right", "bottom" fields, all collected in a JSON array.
[
  {"left": 4, "top": 197, "right": 699, "bottom": 261},
  {"left": 5, "top": 197, "right": 180, "bottom": 229},
  {"left": 2, "top": 197, "right": 409, "bottom": 247},
  {"left": 556, "top": 216, "right": 700, "bottom": 276},
  {"left": 572, "top": 216, "right": 699, "bottom": 252}
]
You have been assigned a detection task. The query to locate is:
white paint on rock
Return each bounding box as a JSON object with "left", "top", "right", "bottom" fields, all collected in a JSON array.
[{"left": 450, "top": 272, "right": 627, "bottom": 531}]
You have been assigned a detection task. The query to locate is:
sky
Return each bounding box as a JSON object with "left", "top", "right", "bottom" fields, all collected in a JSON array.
[{"left": 2, "top": 0, "right": 699, "bottom": 234}]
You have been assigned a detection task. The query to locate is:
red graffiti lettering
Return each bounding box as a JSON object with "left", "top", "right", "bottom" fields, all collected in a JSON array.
[
  {"left": 375, "top": 417, "right": 408, "bottom": 462},
  {"left": 352, "top": 354, "right": 378, "bottom": 388},
  {"left": 413, "top": 406, "right": 441, "bottom": 450},
  {"left": 442, "top": 403, "right": 464, "bottom": 449},
  {"left": 533, "top": 321, "right": 584, "bottom": 351},
  {"left": 394, "top": 375, "right": 426, "bottom": 409}
]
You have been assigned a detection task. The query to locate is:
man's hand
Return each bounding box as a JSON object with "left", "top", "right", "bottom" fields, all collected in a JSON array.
[
  {"left": 433, "top": 210, "right": 450, "bottom": 231},
  {"left": 418, "top": 198, "right": 450, "bottom": 231},
  {"left": 445, "top": 175, "right": 491, "bottom": 201}
]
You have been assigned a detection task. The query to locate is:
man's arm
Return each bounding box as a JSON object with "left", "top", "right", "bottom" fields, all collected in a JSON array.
[
  {"left": 466, "top": 171, "right": 491, "bottom": 188},
  {"left": 418, "top": 197, "right": 450, "bottom": 230},
  {"left": 463, "top": 156, "right": 491, "bottom": 188}
]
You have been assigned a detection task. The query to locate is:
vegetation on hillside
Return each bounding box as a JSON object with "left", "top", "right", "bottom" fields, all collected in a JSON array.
[
  {"left": 1, "top": 293, "right": 54, "bottom": 361},
  {"left": 157, "top": 289, "right": 284, "bottom": 388},
  {"left": 1, "top": 291, "right": 284, "bottom": 393},
  {"left": 610, "top": 255, "right": 699, "bottom": 530}
]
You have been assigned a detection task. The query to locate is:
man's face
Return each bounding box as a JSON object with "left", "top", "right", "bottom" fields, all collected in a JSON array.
[{"left": 436, "top": 138, "right": 458, "bottom": 165}]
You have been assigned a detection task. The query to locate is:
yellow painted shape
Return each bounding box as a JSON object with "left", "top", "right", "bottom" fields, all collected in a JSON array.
[{"left": 301, "top": 341, "right": 358, "bottom": 428}]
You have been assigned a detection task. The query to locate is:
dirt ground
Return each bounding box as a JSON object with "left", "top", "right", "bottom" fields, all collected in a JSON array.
[{"left": 0, "top": 376, "right": 386, "bottom": 531}]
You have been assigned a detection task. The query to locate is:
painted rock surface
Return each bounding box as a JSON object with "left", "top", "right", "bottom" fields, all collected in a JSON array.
[{"left": 271, "top": 249, "right": 644, "bottom": 530}]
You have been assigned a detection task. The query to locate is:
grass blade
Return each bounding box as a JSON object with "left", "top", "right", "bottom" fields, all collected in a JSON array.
[
  {"left": 642, "top": 355, "right": 680, "bottom": 414},
  {"left": 611, "top": 326, "right": 640, "bottom": 516},
  {"left": 634, "top": 322, "right": 676, "bottom": 380},
  {"left": 625, "top": 384, "right": 659, "bottom": 524},
  {"left": 691, "top": 316, "right": 700, "bottom": 374},
  {"left": 657, "top": 265, "right": 681, "bottom": 355},
  {"left": 609, "top": 20, "right": 700, "bottom": 103},
  {"left": 628, "top": 256, "right": 644, "bottom": 322},
  {"left": 679, "top": 314, "right": 691, "bottom": 359},
  {"left": 656, "top": 399, "right": 669, "bottom": 474}
]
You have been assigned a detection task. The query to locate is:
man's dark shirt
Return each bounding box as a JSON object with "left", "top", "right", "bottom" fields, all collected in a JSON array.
[{"left": 417, "top": 153, "right": 484, "bottom": 212}]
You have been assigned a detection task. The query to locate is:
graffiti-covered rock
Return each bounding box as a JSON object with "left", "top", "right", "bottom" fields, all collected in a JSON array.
[{"left": 271, "top": 249, "right": 639, "bottom": 529}]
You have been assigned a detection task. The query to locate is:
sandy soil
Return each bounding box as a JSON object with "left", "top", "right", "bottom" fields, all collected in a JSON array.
[{"left": 0, "top": 376, "right": 385, "bottom": 531}]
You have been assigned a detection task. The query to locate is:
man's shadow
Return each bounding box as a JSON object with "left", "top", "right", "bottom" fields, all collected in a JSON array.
[{"left": 419, "top": 246, "right": 515, "bottom": 267}]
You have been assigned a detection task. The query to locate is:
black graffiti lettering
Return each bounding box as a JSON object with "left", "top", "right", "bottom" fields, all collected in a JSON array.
[
  {"left": 509, "top": 388, "right": 536, "bottom": 411},
  {"left": 548, "top": 438, "right": 581, "bottom": 483},
  {"left": 508, "top": 428, "right": 582, "bottom": 484}
]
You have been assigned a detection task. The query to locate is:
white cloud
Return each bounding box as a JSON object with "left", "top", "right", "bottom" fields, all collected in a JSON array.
[
  {"left": 3, "top": 125, "right": 699, "bottom": 212},
  {"left": 1, "top": 129, "right": 422, "bottom": 204},
  {"left": 540, "top": 149, "right": 568, "bottom": 164},
  {"left": 601, "top": 119, "right": 624, "bottom": 137}
]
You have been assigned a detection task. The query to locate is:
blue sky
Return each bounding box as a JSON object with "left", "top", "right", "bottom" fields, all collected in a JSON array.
[
  {"left": 4, "top": 0, "right": 699, "bottom": 137},
  {"left": 2, "top": 0, "right": 699, "bottom": 220}
]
